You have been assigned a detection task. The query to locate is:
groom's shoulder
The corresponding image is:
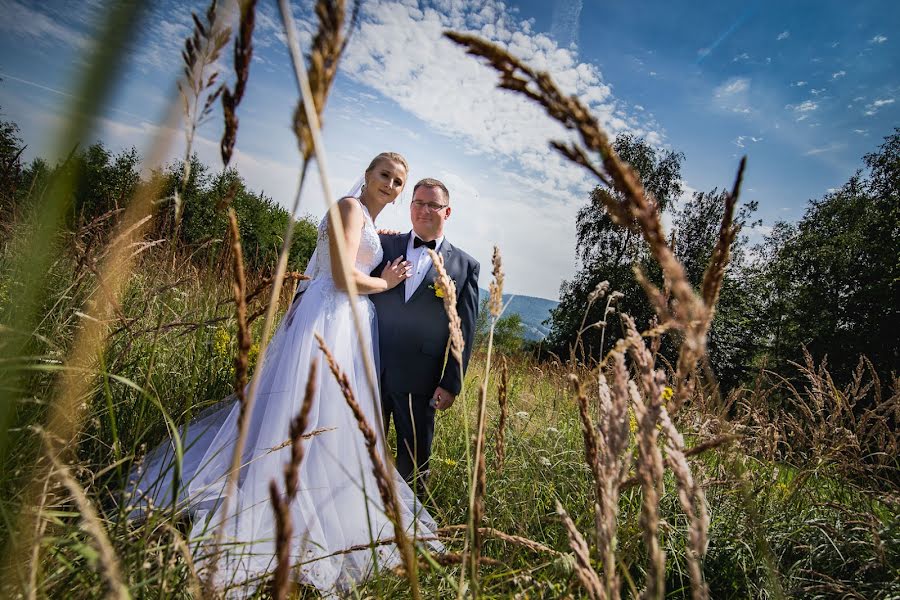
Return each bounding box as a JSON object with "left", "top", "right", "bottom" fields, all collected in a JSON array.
[
  {"left": 446, "top": 240, "right": 479, "bottom": 272},
  {"left": 379, "top": 232, "right": 405, "bottom": 251}
]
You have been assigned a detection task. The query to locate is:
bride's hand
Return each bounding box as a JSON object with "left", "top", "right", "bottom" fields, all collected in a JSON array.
[
  {"left": 377, "top": 228, "right": 402, "bottom": 236},
  {"left": 382, "top": 257, "right": 412, "bottom": 289}
]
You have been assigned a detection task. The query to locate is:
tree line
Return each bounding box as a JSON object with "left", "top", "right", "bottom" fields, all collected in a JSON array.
[
  {"left": 546, "top": 130, "right": 900, "bottom": 391},
  {"left": 0, "top": 115, "right": 318, "bottom": 274}
]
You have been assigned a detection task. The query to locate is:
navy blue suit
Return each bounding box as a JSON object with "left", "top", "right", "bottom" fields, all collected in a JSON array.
[{"left": 370, "top": 233, "right": 479, "bottom": 492}]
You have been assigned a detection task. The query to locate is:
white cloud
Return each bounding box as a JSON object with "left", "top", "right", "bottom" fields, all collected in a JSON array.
[
  {"left": 804, "top": 143, "right": 844, "bottom": 156},
  {"left": 791, "top": 81, "right": 807, "bottom": 87},
  {"left": 810, "top": 88, "right": 826, "bottom": 96},
  {"left": 338, "top": 0, "right": 659, "bottom": 208},
  {"left": 870, "top": 35, "right": 888, "bottom": 44},
  {"left": 0, "top": 0, "right": 89, "bottom": 49},
  {"left": 732, "top": 52, "right": 750, "bottom": 62},
  {"left": 715, "top": 77, "right": 750, "bottom": 97},
  {"left": 787, "top": 100, "right": 819, "bottom": 113},
  {"left": 831, "top": 70, "right": 846, "bottom": 80},
  {"left": 864, "top": 97, "right": 895, "bottom": 115},
  {"left": 733, "top": 135, "right": 763, "bottom": 149},
  {"left": 712, "top": 77, "right": 754, "bottom": 114},
  {"left": 777, "top": 30, "right": 790, "bottom": 41}
]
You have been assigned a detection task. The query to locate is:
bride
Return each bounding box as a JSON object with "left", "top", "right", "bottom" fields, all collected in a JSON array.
[{"left": 126, "top": 152, "right": 442, "bottom": 594}]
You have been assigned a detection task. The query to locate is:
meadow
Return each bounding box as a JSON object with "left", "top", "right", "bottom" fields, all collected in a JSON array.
[
  {"left": 0, "top": 1, "right": 898, "bottom": 598},
  {"left": 0, "top": 236, "right": 896, "bottom": 598}
]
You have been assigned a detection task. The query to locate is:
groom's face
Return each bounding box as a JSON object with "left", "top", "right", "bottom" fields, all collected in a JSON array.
[{"left": 410, "top": 185, "right": 451, "bottom": 241}]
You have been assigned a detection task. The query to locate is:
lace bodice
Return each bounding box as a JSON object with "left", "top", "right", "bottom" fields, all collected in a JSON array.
[{"left": 306, "top": 199, "right": 383, "bottom": 286}]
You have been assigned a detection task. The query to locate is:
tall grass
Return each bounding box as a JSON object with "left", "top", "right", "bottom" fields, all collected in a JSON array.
[{"left": 0, "top": 2, "right": 897, "bottom": 599}]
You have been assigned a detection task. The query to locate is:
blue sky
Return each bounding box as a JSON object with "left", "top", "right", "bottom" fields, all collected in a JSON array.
[{"left": 1, "top": 0, "right": 897, "bottom": 299}]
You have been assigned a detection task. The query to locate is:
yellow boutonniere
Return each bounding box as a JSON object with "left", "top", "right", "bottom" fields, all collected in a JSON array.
[{"left": 428, "top": 283, "right": 446, "bottom": 299}]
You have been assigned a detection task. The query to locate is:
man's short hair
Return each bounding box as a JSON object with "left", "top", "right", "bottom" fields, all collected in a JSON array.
[{"left": 412, "top": 178, "right": 450, "bottom": 203}]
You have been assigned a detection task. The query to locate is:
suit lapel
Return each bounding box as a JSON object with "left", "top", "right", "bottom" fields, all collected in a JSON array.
[
  {"left": 409, "top": 238, "right": 454, "bottom": 304},
  {"left": 395, "top": 232, "right": 411, "bottom": 262}
]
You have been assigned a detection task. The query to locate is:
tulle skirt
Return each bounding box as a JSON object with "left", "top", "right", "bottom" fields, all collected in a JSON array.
[{"left": 126, "top": 277, "right": 442, "bottom": 595}]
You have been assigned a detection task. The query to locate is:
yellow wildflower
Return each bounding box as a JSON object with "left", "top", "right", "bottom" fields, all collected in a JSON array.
[
  {"left": 213, "top": 327, "right": 231, "bottom": 357},
  {"left": 662, "top": 386, "right": 674, "bottom": 402}
]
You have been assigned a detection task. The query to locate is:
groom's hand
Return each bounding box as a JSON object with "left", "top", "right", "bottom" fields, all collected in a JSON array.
[{"left": 432, "top": 386, "right": 456, "bottom": 411}]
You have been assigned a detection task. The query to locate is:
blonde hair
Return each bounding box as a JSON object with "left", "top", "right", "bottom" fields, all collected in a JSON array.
[{"left": 366, "top": 152, "right": 409, "bottom": 176}]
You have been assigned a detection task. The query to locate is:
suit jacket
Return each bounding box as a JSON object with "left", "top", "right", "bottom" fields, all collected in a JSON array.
[{"left": 370, "top": 233, "right": 480, "bottom": 396}]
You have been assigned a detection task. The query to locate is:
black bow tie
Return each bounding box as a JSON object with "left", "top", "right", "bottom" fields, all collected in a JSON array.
[{"left": 413, "top": 237, "right": 437, "bottom": 250}]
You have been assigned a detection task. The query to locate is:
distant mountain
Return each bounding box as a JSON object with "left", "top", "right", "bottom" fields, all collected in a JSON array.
[{"left": 478, "top": 289, "right": 559, "bottom": 341}]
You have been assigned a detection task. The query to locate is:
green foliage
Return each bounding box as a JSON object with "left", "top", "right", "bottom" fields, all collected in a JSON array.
[
  {"left": 547, "top": 133, "right": 684, "bottom": 363},
  {"left": 1, "top": 131, "right": 318, "bottom": 275},
  {"left": 0, "top": 114, "right": 26, "bottom": 218},
  {"left": 475, "top": 297, "right": 526, "bottom": 354},
  {"left": 671, "top": 188, "right": 760, "bottom": 388},
  {"left": 164, "top": 157, "right": 317, "bottom": 272},
  {"left": 753, "top": 128, "right": 900, "bottom": 383}
]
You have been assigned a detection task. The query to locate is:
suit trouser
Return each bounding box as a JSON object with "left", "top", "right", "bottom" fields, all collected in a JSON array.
[{"left": 382, "top": 390, "right": 436, "bottom": 496}]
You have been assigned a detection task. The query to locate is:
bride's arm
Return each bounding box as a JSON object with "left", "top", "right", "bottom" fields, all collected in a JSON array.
[{"left": 328, "top": 197, "right": 410, "bottom": 294}]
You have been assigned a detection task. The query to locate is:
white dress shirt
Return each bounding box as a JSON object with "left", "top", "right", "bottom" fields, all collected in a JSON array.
[{"left": 404, "top": 231, "right": 444, "bottom": 302}]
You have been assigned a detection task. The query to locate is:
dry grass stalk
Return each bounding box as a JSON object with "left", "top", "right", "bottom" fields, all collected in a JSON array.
[
  {"left": 670, "top": 158, "right": 747, "bottom": 413},
  {"left": 444, "top": 32, "right": 751, "bottom": 418},
  {"left": 6, "top": 55, "right": 189, "bottom": 595},
  {"left": 162, "top": 523, "right": 202, "bottom": 600},
  {"left": 290, "top": 0, "right": 357, "bottom": 161},
  {"left": 284, "top": 360, "right": 318, "bottom": 499},
  {"left": 315, "top": 334, "right": 421, "bottom": 600},
  {"left": 437, "top": 525, "right": 562, "bottom": 556},
  {"left": 270, "top": 359, "right": 318, "bottom": 600},
  {"left": 25, "top": 471, "right": 52, "bottom": 600},
  {"left": 465, "top": 245, "right": 504, "bottom": 593},
  {"left": 619, "top": 434, "right": 739, "bottom": 491},
  {"left": 658, "top": 407, "right": 709, "bottom": 600},
  {"left": 555, "top": 500, "right": 605, "bottom": 600},
  {"left": 394, "top": 552, "right": 502, "bottom": 577},
  {"left": 426, "top": 248, "right": 464, "bottom": 366},
  {"left": 568, "top": 372, "right": 603, "bottom": 536},
  {"left": 488, "top": 245, "right": 504, "bottom": 319},
  {"left": 495, "top": 357, "right": 509, "bottom": 472},
  {"left": 621, "top": 315, "right": 666, "bottom": 599},
  {"left": 444, "top": 32, "right": 702, "bottom": 325},
  {"left": 269, "top": 480, "right": 293, "bottom": 600},
  {"left": 175, "top": 0, "right": 231, "bottom": 228},
  {"left": 204, "top": 209, "right": 253, "bottom": 593},
  {"left": 41, "top": 434, "right": 129, "bottom": 600},
  {"left": 471, "top": 383, "right": 488, "bottom": 571},
  {"left": 594, "top": 352, "right": 633, "bottom": 598},
  {"left": 220, "top": 0, "right": 259, "bottom": 166},
  {"left": 276, "top": 0, "right": 385, "bottom": 454}
]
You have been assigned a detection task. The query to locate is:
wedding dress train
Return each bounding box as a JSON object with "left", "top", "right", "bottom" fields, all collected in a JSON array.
[{"left": 127, "top": 199, "right": 441, "bottom": 595}]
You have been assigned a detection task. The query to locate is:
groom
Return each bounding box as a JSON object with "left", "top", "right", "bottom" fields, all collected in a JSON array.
[{"left": 371, "top": 178, "right": 480, "bottom": 495}]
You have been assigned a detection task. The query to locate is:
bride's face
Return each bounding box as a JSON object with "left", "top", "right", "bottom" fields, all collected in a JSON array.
[{"left": 364, "top": 159, "right": 407, "bottom": 205}]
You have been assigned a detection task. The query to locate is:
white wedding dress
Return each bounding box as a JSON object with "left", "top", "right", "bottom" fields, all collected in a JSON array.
[{"left": 127, "top": 199, "right": 441, "bottom": 595}]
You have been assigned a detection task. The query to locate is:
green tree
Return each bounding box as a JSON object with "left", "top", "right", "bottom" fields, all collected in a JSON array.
[
  {"left": 755, "top": 129, "right": 900, "bottom": 382},
  {"left": 475, "top": 297, "right": 525, "bottom": 355},
  {"left": 547, "top": 134, "right": 683, "bottom": 361},
  {"left": 671, "top": 188, "right": 760, "bottom": 388},
  {"left": 0, "top": 115, "right": 26, "bottom": 217}
]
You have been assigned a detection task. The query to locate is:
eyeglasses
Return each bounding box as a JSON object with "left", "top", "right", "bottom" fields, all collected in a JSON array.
[{"left": 411, "top": 200, "right": 449, "bottom": 212}]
